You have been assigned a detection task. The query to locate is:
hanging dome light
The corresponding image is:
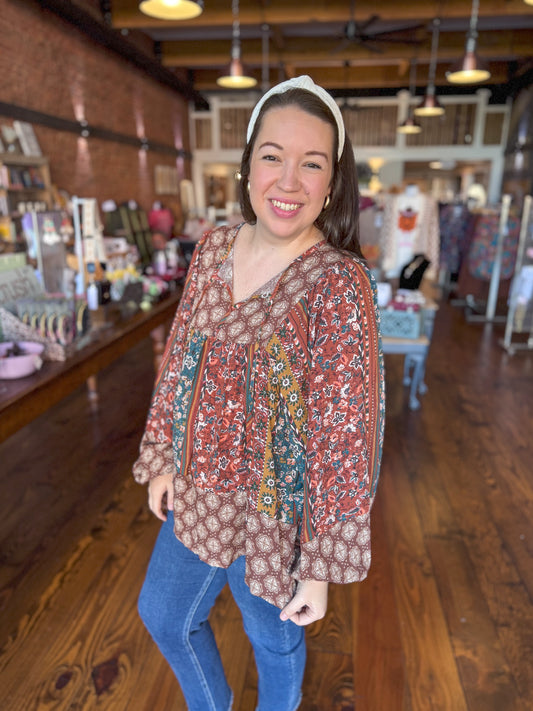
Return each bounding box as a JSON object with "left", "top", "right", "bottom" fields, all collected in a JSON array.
[
  {"left": 447, "top": 51, "right": 491, "bottom": 84},
  {"left": 397, "top": 116, "right": 422, "bottom": 134},
  {"left": 139, "top": 0, "right": 203, "bottom": 20},
  {"left": 217, "top": 58, "right": 257, "bottom": 89},
  {"left": 446, "top": 0, "right": 491, "bottom": 84},
  {"left": 217, "top": 0, "right": 257, "bottom": 89},
  {"left": 415, "top": 90, "right": 444, "bottom": 117},
  {"left": 415, "top": 19, "right": 445, "bottom": 117}
]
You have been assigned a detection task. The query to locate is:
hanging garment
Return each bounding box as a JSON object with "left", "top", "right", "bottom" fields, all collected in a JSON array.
[
  {"left": 467, "top": 212, "right": 520, "bottom": 281},
  {"left": 381, "top": 191, "right": 440, "bottom": 280},
  {"left": 359, "top": 198, "right": 381, "bottom": 248},
  {"left": 438, "top": 202, "right": 474, "bottom": 275}
]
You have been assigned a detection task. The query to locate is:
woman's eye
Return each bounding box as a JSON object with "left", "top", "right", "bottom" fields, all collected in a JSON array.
[
  {"left": 305, "top": 162, "right": 322, "bottom": 170},
  {"left": 261, "top": 154, "right": 278, "bottom": 162}
]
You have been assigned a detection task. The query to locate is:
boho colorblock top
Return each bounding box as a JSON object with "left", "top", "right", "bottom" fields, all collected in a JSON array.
[{"left": 133, "top": 224, "right": 385, "bottom": 608}]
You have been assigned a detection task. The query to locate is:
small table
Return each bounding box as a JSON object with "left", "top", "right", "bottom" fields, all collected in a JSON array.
[
  {"left": 381, "top": 298, "right": 438, "bottom": 410},
  {"left": 382, "top": 335, "right": 430, "bottom": 410},
  {"left": 0, "top": 291, "right": 181, "bottom": 443}
]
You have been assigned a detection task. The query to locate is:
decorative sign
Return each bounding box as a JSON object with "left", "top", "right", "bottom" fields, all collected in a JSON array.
[
  {"left": 21, "top": 211, "right": 70, "bottom": 294},
  {"left": 0, "top": 265, "right": 44, "bottom": 307}
]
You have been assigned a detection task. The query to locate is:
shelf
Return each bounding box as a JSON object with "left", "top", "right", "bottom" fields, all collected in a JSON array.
[
  {"left": 0, "top": 152, "right": 53, "bottom": 235},
  {"left": 0, "top": 152, "right": 49, "bottom": 167},
  {"left": 5, "top": 186, "right": 48, "bottom": 193}
]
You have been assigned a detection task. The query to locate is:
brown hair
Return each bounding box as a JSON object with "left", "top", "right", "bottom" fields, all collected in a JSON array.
[{"left": 238, "top": 88, "right": 363, "bottom": 258}]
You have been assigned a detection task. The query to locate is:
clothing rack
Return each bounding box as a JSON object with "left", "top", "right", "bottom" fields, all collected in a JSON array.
[
  {"left": 465, "top": 194, "right": 512, "bottom": 324},
  {"left": 437, "top": 199, "right": 471, "bottom": 296},
  {"left": 501, "top": 195, "right": 533, "bottom": 354}
]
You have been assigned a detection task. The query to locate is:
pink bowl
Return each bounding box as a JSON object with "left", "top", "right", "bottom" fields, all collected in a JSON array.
[{"left": 0, "top": 341, "right": 45, "bottom": 379}]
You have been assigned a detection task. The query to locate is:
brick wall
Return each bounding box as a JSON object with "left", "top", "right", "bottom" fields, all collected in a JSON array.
[{"left": 0, "top": 0, "right": 191, "bottom": 223}]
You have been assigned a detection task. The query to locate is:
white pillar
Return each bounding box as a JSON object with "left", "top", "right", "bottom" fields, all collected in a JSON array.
[
  {"left": 473, "top": 88, "right": 490, "bottom": 148},
  {"left": 488, "top": 153, "right": 504, "bottom": 204}
]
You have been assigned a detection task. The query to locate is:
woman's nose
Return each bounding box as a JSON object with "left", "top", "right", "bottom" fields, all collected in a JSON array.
[{"left": 277, "top": 162, "right": 301, "bottom": 191}]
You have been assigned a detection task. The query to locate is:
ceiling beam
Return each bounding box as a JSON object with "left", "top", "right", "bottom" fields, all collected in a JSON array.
[
  {"left": 160, "top": 31, "right": 533, "bottom": 70},
  {"left": 112, "top": 0, "right": 533, "bottom": 29}
]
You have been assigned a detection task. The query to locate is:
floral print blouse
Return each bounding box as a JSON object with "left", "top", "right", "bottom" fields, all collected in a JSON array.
[{"left": 133, "top": 224, "right": 385, "bottom": 608}]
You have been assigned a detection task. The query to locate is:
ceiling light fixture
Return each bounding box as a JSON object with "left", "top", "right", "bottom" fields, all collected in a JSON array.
[
  {"left": 398, "top": 59, "right": 422, "bottom": 134},
  {"left": 139, "top": 0, "right": 203, "bottom": 20},
  {"left": 446, "top": 0, "right": 491, "bottom": 84},
  {"left": 217, "top": 0, "right": 257, "bottom": 89},
  {"left": 397, "top": 116, "right": 422, "bottom": 135},
  {"left": 415, "top": 18, "right": 444, "bottom": 117}
]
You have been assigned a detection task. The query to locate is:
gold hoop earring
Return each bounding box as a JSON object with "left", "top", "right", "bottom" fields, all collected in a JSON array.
[{"left": 323, "top": 195, "right": 331, "bottom": 210}]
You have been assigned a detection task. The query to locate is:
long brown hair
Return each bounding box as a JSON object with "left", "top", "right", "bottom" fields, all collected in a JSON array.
[{"left": 238, "top": 88, "right": 363, "bottom": 258}]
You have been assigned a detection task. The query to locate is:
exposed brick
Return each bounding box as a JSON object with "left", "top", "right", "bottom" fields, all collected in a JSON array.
[{"left": 1, "top": 0, "right": 191, "bottom": 222}]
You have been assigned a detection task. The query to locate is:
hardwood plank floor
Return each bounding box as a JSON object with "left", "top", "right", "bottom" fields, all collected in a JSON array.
[{"left": 0, "top": 300, "right": 531, "bottom": 710}]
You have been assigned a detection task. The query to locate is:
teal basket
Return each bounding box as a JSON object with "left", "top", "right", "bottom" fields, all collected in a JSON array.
[{"left": 379, "top": 308, "right": 421, "bottom": 339}]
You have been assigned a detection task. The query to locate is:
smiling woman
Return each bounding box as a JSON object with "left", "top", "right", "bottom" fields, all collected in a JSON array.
[{"left": 133, "top": 74, "right": 385, "bottom": 711}]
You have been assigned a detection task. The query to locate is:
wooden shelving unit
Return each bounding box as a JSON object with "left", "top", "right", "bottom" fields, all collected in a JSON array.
[{"left": 0, "top": 152, "right": 53, "bottom": 242}]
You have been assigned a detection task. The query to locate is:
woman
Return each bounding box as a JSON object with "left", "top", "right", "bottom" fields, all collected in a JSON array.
[{"left": 134, "top": 75, "right": 385, "bottom": 711}]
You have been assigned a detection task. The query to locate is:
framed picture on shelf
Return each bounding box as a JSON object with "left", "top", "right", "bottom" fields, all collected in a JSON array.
[
  {"left": 0, "top": 123, "right": 22, "bottom": 154},
  {"left": 13, "top": 121, "right": 42, "bottom": 157}
]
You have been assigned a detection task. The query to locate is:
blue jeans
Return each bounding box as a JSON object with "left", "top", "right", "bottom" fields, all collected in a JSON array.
[{"left": 138, "top": 513, "right": 306, "bottom": 711}]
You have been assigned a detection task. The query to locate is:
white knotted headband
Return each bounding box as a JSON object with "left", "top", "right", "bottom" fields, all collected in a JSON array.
[{"left": 246, "top": 75, "right": 346, "bottom": 161}]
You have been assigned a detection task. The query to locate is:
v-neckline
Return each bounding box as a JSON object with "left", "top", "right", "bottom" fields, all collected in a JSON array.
[{"left": 225, "top": 224, "right": 326, "bottom": 307}]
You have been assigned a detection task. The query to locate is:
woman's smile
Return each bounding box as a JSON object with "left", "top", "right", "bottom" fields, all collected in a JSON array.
[{"left": 270, "top": 198, "right": 303, "bottom": 214}]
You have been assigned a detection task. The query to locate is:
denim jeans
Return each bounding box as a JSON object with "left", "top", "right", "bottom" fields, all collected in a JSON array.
[{"left": 138, "top": 513, "right": 306, "bottom": 711}]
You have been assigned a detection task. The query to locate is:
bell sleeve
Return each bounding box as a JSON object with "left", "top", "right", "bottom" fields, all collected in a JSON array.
[{"left": 295, "top": 259, "right": 385, "bottom": 583}]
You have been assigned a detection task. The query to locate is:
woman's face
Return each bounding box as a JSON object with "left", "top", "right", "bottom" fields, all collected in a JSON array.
[{"left": 248, "top": 105, "right": 334, "bottom": 243}]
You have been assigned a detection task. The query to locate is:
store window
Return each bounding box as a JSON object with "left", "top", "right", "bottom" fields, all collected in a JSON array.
[
  {"left": 194, "top": 117, "right": 212, "bottom": 150},
  {"left": 343, "top": 106, "right": 397, "bottom": 147},
  {"left": 484, "top": 112, "right": 505, "bottom": 145},
  {"left": 407, "top": 103, "right": 476, "bottom": 146},
  {"left": 220, "top": 107, "right": 251, "bottom": 150}
]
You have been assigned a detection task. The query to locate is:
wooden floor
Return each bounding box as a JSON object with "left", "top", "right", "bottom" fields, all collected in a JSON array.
[{"left": 0, "top": 300, "right": 532, "bottom": 711}]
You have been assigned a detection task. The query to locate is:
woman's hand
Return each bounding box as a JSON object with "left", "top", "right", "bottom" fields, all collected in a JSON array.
[
  {"left": 147, "top": 473, "right": 174, "bottom": 521},
  {"left": 279, "top": 580, "right": 329, "bottom": 626}
]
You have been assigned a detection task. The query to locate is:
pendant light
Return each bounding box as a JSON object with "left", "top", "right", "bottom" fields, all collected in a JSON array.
[
  {"left": 415, "top": 18, "right": 444, "bottom": 117},
  {"left": 397, "top": 116, "right": 422, "bottom": 134},
  {"left": 446, "top": 0, "right": 491, "bottom": 84},
  {"left": 398, "top": 60, "right": 422, "bottom": 134},
  {"left": 217, "top": 0, "right": 257, "bottom": 89},
  {"left": 139, "top": 0, "right": 203, "bottom": 20}
]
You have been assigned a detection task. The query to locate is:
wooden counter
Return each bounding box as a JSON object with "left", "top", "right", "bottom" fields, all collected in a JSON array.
[{"left": 0, "top": 291, "right": 181, "bottom": 443}]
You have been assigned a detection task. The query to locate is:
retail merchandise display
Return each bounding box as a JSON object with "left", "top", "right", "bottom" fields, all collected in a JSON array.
[{"left": 0, "top": 173, "right": 187, "bottom": 374}]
